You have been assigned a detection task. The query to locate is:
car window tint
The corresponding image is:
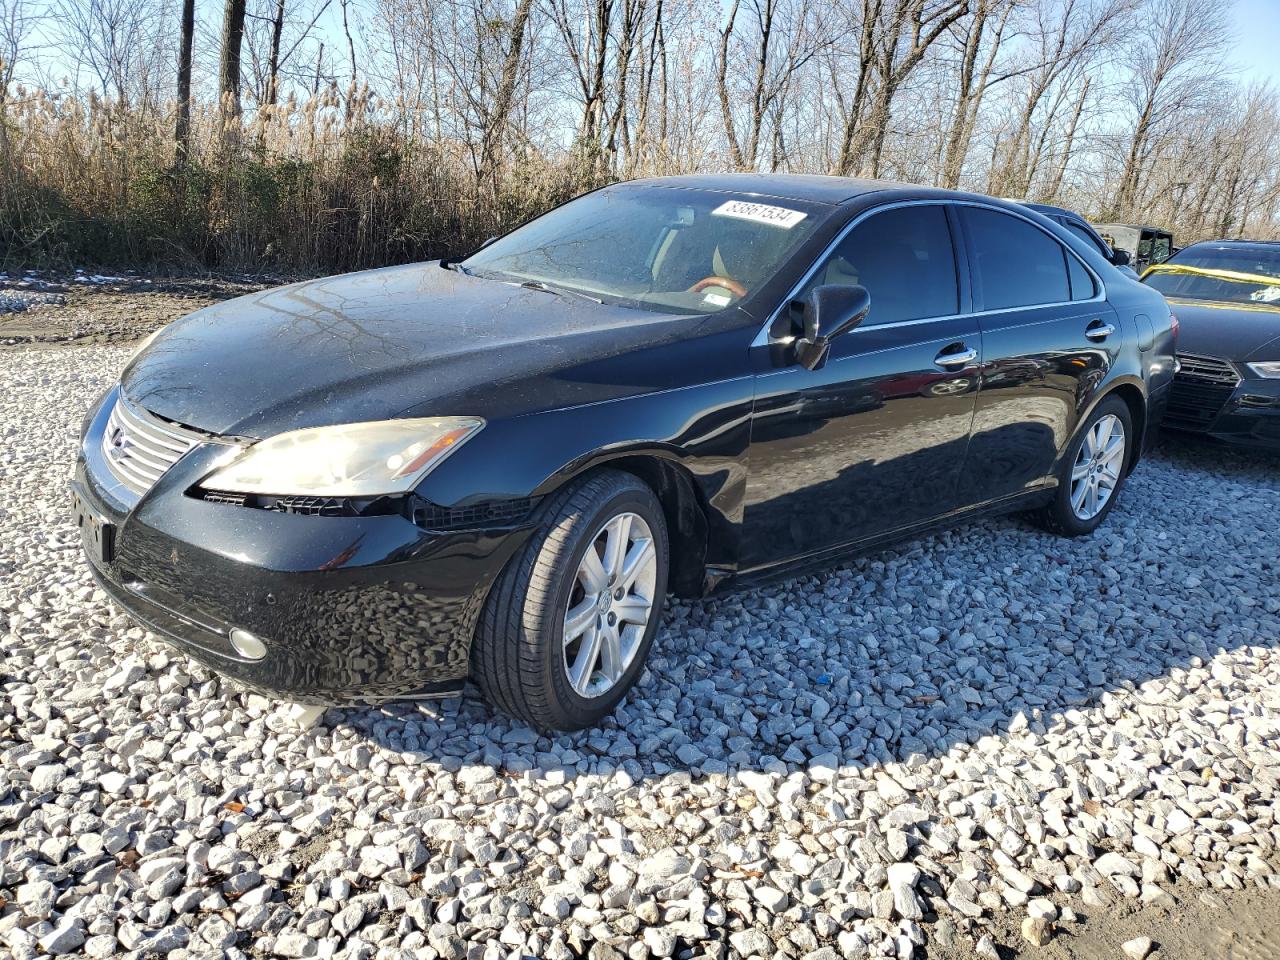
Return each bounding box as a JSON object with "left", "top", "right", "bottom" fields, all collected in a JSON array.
[
  {"left": 963, "top": 207, "right": 1070, "bottom": 309},
  {"left": 803, "top": 205, "right": 958, "bottom": 326},
  {"left": 1167, "top": 245, "right": 1280, "bottom": 277},
  {"left": 1064, "top": 220, "right": 1108, "bottom": 257},
  {"left": 1066, "top": 251, "right": 1095, "bottom": 300}
]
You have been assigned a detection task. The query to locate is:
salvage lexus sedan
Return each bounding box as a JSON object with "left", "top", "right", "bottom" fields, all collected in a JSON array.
[
  {"left": 1142, "top": 240, "right": 1280, "bottom": 450},
  {"left": 73, "top": 175, "right": 1175, "bottom": 730}
]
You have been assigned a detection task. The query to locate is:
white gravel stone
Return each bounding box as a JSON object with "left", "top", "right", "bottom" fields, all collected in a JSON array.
[
  {"left": 37, "top": 919, "right": 85, "bottom": 955},
  {"left": 1122, "top": 936, "right": 1154, "bottom": 959},
  {"left": 752, "top": 885, "right": 789, "bottom": 913},
  {"left": 1021, "top": 916, "right": 1051, "bottom": 947},
  {"left": 886, "top": 863, "right": 923, "bottom": 920}
]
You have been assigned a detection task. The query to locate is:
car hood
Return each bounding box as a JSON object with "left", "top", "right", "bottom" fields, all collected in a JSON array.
[
  {"left": 122, "top": 263, "right": 732, "bottom": 437},
  {"left": 1167, "top": 297, "right": 1280, "bottom": 362}
]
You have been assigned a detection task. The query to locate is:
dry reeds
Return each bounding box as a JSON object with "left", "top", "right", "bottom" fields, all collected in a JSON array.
[{"left": 0, "top": 89, "right": 602, "bottom": 273}]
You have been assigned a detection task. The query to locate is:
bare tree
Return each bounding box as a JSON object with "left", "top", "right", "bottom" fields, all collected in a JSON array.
[
  {"left": 938, "top": 0, "right": 1015, "bottom": 188},
  {"left": 988, "top": 0, "right": 1123, "bottom": 197},
  {"left": 1107, "top": 0, "right": 1231, "bottom": 217},
  {"left": 477, "top": 0, "right": 536, "bottom": 184},
  {"left": 830, "top": 0, "right": 968, "bottom": 178},
  {"left": 0, "top": 0, "right": 33, "bottom": 105},
  {"left": 54, "top": 0, "right": 172, "bottom": 108},
  {"left": 714, "top": 0, "right": 827, "bottom": 171}
]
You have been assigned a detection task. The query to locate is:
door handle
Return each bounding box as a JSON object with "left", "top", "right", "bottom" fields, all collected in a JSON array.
[
  {"left": 935, "top": 346, "right": 977, "bottom": 369},
  {"left": 1086, "top": 320, "right": 1116, "bottom": 341}
]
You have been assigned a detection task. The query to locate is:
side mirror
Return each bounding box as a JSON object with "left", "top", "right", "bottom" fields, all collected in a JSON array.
[
  {"left": 794, "top": 284, "right": 871, "bottom": 371},
  {"left": 1111, "top": 249, "right": 1131, "bottom": 266}
]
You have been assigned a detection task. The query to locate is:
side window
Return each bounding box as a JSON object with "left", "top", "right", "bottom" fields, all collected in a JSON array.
[
  {"left": 801, "top": 205, "right": 959, "bottom": 326},
  {"left": 962, "top": 207, "right": 1071, "bottom": 309},
  {"left": 1064, "top": 220, "right": 1108, "bottom": 258},
  {"left": 1066, "top": 252, "right": 1096, "bottom": 301}
]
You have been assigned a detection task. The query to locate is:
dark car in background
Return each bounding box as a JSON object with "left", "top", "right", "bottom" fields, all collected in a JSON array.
[
  {"left": 1018, "top": 202, "right": 1137, "bottom": 277},
  {"left": 74, "top": 174, "right": 1176, "bottom": 730},
  {"left": 1142, "top": 239, "right": 1280, "bottom": 450},
  {"left": 1097, "top": 223, "right": 1175, "bottom": 273}
]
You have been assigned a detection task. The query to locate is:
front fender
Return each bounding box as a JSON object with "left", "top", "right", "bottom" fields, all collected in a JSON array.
[{"left": 418, "top": 375, "right": 758, "bottom": 574}]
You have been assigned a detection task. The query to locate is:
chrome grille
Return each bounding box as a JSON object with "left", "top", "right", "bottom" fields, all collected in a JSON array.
[
  {"left": 101, "top": 396, "right": 205, "bottom": 495},
  {"left": 1167, "top": 353, "right": 1240, "bottom": 431},
  {"left": 1175, "top": 354, "right": 1241, "bottom": 386}
]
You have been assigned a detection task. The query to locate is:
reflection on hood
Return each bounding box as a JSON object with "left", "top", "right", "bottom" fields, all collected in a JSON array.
[{"left": 121, "top": 263, "right": 744, "bottom": 437}]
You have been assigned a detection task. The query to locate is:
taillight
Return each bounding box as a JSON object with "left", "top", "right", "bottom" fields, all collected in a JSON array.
[{"left": 1169, "top": 312, "right": 1179, "bottom": 340}]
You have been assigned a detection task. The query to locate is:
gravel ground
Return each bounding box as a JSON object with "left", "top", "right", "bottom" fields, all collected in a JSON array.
[{"left": 3, "top": 343, "right": 1280, "bottom": 960}]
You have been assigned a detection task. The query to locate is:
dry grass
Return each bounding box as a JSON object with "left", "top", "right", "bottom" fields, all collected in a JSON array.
[{"left": 0, "top": 91, "right": 605, "bottom": 273}]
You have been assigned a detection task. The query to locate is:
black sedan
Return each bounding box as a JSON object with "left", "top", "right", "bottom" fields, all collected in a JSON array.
[
  {"left": 1142, "top": 240, "right": 1280, "bottom": 450},
  {"left": 73, "top": 175, "right": 1175, "bottom": 730}
]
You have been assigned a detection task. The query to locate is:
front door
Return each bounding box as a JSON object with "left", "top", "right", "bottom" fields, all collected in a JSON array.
[{"left": 739, "top": 202, "right": 981, "bottom": 572}]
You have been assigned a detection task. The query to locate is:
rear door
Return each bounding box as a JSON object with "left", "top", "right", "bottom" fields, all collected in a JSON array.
[
  {"left": 739, "top": 202, "right": 982, "bottom": 571},
  {"left": 955, "top": 205, "right": 1119, "bottom": 505}
]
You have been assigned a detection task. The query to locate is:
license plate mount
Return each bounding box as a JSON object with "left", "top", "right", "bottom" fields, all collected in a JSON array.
[{"left": 72, "top": 489, "right": 116, "bottom": 565}]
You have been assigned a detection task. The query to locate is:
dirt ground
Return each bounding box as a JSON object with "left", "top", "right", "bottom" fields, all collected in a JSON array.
[
  {"left": 6, "top": 271, "right": 1280, "bottom": 960},
  {"left": 0, "top": 272, "right": 280, "bottom": 347},
  {"left": 972, "top": 880, "right": 1280, "bottom": 959}
]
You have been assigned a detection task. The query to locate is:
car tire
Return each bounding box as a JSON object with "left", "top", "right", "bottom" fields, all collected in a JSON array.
[
  {"left": 1032, "top": 395, "right": 1133, "bottom": 537},
  {"left": 472, "top": 469, "right": 669, "bottom": 731}
]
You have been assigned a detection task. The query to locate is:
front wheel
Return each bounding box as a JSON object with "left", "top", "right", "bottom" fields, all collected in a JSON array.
[
  {"left": 472, "top": 469, "right": 669, "bottom": 730},
  {"left": 1032, "top": 395, "right": 1133, "bottom": 537}
]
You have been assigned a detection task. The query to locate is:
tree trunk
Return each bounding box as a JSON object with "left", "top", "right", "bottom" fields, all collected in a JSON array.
[
  {"left": 477, "top": 0, "right": 535, "bottom": 187},
  {"left": 175, "top": 0, "right": 196, "bottom": 162},
  {"left": 265, "top": 0, "right": 285, "bottom": 105},
  {"left": 577, "top": 0, "right": 613, "bottom": 157},
  {"left": 219, "top": 0, "right": 248, "bottom": 125},
  {"left": 940, "top": 0, "right": 1011, "bottom": 189},
  {"left": 1112, "top": 100, "right": 1154, "bottom": 217},
  {"left": 1041, "top": 77, "right": 1089, "bottom": 201},
  {"left": 716, "top": 0, "right": 746, "bottom": 170}
]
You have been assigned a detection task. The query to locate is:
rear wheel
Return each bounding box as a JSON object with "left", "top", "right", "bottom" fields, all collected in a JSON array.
[
  {"left": 472, "top": 469, "right": 669, "bottom": 730},
  {"left": 1032, "top": 395, "right": 1132, "bottom": 537}
]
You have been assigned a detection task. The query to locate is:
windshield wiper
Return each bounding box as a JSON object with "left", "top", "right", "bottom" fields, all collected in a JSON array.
[
  {"left": 518, "top": 279, "right": 603, "bottom": 304},
  {"left": 440, "top": 260, "right": 472, "bottom": 276}
]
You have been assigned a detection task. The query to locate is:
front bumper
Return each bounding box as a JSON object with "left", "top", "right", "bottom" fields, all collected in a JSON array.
[
  {"left": 74, "top": 388, "right": 534, "bottom": 703},
  {"left": 1165, "top": 364, "right": 1280, "bottom": 451}
]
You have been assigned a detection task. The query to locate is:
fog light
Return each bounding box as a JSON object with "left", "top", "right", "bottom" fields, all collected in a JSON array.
[{"left": 229, "top": 628, "right": 267, "bottom": 661}]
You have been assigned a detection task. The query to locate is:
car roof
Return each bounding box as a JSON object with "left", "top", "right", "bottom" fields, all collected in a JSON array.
[
  {"left": 1094, "top": 223, "right": 1170, "bottom": 235},
  {"left": 1015, "top": 200, "right": 1075, "bottom": 219},
  {"left": 1178, "top": 239, "right": 1280, "bottom": 253},
  {"left": 621, "top": 173, "right": 1008, "bottom": 207}
]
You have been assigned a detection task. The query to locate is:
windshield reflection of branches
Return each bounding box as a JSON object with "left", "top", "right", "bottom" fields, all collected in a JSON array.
[{"left": 465, "top": 189, "right": 820, "bottom": 313}]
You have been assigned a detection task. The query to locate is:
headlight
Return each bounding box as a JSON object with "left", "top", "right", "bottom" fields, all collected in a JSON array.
[
  {"left": 1247, "top": 361, "right": 1280, "bottom": 378},
  {"left": 202, "top": 417, "right": 484, "bottom": 496}
]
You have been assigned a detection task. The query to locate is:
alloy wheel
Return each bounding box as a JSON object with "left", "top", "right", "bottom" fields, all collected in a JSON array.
[
  {"left": 1070, "top": 413, "right": 1126, "bottom": 520},
  {"left": 562, "top": 512, "right": 658, "bottom": 698}
]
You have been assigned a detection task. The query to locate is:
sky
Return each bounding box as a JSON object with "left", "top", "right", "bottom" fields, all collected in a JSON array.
[
  {"left": 17, "top": 0, "right": 1280, "bottom": 96},
  {"left": 1231, "top": 0, "right": 1280, "bottom": 87}
]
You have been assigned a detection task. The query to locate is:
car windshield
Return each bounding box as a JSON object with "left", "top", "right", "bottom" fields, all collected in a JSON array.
[
  {"left": 1144, "top": 247, "right": 1280, "bottom": 305},
  {"left": 461, "top": 185, "right": 827, "bottom": 315}
]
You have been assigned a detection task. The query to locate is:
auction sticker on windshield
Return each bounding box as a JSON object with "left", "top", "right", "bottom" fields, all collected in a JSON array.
[{"left": 712, "top": 200, "right": 808, "bottom": 229}]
